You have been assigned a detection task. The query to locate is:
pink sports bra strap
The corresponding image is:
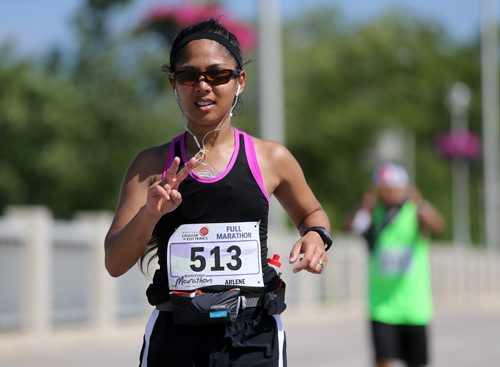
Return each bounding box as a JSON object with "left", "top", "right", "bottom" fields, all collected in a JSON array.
[{"left": 241, "top": 130, "right": 270, "bottom": 202}]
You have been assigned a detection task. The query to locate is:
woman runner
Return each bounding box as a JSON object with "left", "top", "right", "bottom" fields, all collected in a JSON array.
[{"left": 104, "top": 18, "right": 332, "bottom": 367}]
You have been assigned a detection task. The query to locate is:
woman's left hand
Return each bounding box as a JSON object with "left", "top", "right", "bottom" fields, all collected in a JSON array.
[{"left": 289, "top": 231, "right": 328, "bottom": 274}]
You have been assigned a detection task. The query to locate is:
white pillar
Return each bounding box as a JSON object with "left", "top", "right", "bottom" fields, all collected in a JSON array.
[
  {"left": 76, "top": 211, "right": 117, "bottom": 330},
  {"left": 7, "top": 206, "right": 52, "bottom": 335},
  {"left": 481, "top": 0, "right": 500, "bottom": 251},
  {"left": 447, "top": 82, "right": 472, "bottom": 246},
  {"left": 259, "top": 0, "right": 287, "bottom": 234}
]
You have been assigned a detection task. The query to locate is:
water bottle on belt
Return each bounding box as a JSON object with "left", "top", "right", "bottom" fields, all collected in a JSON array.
[
  {"left": 268, "top": 254, "right": 282, "bottom": 277},
  {"left": 265, "top": 254, "right": 286, "bottom": 315}
]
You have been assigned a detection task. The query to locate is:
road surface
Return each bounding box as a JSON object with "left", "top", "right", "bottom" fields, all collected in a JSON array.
[{"left": 1, "top": 299, "right": 499, "bottom": 366}]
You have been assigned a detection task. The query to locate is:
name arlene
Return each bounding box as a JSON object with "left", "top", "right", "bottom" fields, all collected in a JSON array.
[{"left": 225, "top": 279, "right": 246, "bottom": 285}]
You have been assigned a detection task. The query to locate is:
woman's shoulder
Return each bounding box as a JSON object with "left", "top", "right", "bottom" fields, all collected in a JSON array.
[
  {"left": 134, "top": 143, "right": 170, "bottom": 165},
  {"left": 134, "top": 131, "right": 184, "bottom": 162},
  {"left": 126, "top": 142, "right": 171, "bottom": 183},
  {"left": 243, "top": 132, "right": 291, "bottom": 162},
  {"left": 242, "top": 133, "right": 300, "bottom": 186}
]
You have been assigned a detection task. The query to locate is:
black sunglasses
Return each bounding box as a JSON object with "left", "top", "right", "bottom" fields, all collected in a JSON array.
[{"left": 171, "top": 69, "right": 241, "bottom": 87}]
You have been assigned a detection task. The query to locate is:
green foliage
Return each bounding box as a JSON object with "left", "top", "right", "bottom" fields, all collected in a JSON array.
[
  {"left": 0, "top": 5, "right": 181, "bottom": 217},
  {"left": 0, "top": 4, "right": 488, "bottom": 243},
  {"left": 282, "top": 10, "right": 484, "bottom": 240}
]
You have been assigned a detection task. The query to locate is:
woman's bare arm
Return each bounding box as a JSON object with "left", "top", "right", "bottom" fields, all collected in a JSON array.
[
  {"left": 104, "top": 147, "right": 196, "bottom": 277},
  {"left": 255, "top": 139, "right": 331, "bottom": 274}
]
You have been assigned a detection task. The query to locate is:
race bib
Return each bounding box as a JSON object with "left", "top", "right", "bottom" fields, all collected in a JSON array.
[
  {"left": 378, "top": 247, "right": 414, "bottom": 276},
  {"left": 167, "top": 222, "right": 264, "bottom": 291}
]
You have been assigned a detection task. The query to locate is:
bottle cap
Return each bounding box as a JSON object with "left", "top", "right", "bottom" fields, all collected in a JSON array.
[{"left": 267, "top": 254, "right": 281, "bottom": 268}]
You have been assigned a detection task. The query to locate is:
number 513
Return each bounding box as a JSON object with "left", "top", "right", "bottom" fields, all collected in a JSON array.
[{"left": 190, "top": 245, "right": 242, "bottom": 272}]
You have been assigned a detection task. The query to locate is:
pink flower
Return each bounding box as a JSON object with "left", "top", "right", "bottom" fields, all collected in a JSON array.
[
  {"left": 138, "top": 4, "right": 257, "bottom": 53},
  {"left": 434, "top": 131, "right": 482, "bottom": 160}
]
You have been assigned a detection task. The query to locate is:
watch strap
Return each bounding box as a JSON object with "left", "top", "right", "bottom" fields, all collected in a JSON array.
[{"left": 303, "top": 226, "right": 333, "bottom": 252}]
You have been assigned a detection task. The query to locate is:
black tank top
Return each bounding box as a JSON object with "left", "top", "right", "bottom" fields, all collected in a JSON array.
[{"left": 146, "top": 129, "right": 276, "bottom": 305}]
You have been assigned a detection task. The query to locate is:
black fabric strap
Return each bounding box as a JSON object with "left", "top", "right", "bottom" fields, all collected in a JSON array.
[
  {"left": 155, "top": 296, "right": 263, "bottom": 312},
  {"left": 364, "top": 201, "right": 405, "bottom": 253},
  {"left": 172, "top": 32, "right": 243, "bottom": 69}
]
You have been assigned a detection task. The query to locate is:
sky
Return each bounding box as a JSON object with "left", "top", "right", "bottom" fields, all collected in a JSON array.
[{"left": 0, "top": 0, "right": 498, "bottom": 55}]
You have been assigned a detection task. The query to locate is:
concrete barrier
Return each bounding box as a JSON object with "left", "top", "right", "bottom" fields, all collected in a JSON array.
[{"left": 1, "top": 205, "right": 499, "bottom": 336}]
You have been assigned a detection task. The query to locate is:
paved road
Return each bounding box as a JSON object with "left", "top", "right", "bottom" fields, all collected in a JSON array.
[{"left": 1, "top": 299, "right": 499, "bottom": 367}]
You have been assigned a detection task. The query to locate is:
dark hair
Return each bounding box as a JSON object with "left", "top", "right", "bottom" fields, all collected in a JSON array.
[{"left": 162, "top": 18, "right": 243, "bottom": 73}]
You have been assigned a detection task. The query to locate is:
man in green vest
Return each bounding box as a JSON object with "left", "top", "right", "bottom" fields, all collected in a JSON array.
[{"left": 348, "top": 162, "right": 445, "bottom": 367}]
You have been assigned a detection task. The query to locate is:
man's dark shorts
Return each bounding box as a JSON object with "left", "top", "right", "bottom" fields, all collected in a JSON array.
[{"left": 371, "top": 320, "right": 429, "bottom": 366}]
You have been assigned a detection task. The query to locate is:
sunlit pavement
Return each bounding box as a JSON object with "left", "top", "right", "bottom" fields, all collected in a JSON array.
[{"left": 1, "top": 299, "right": 499, "bottom": 367}]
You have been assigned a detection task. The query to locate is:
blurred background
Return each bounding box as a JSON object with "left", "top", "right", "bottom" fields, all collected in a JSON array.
[{"left": 0, "top": 0, "right": 499, "bottom": 366}]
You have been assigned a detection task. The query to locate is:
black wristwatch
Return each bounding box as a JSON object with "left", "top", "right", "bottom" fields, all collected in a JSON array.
[{"left": 303, "top": 226, "right": 333, "bottom": 252}]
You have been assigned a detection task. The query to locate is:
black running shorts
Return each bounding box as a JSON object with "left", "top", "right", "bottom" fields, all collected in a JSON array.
[
  {"left": 370, "top": 320, "right": 429, "bottom": 366},
  {"left": 140, "top": 307, "right": 287, "bottom": 367}
]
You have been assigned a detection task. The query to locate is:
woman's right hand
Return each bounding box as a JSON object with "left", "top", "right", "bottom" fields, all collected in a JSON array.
[{"left": 145, "top": 156, "right": 197, "bottom": 218}]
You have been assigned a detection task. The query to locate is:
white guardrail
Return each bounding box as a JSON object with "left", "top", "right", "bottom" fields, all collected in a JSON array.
[{"left": 0, "top": 205, "right": 499, "bottom": 335}]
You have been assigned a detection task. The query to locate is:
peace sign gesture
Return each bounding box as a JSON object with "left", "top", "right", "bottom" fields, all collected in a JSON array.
[{"left": 146, "top": 156, "right": 197, "bottom": 218}]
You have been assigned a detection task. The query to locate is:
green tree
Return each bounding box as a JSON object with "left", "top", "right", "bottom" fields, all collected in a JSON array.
[
  {"left": 0, "top": 4, "right": 487, "bottom": 244},
  {"left": 282, "top": 10, "right": 483, "bottom": 240},
  {"left": 0, "top": 0, "right": 181, "bottom": 217}
]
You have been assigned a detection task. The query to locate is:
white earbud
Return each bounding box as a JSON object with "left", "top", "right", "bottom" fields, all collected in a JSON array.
[
  {"left": 230, "top": 85, "right": 241, "bottom": 117},
  {"left": 173, "top": 89, "right": 181, "bottom": 104}
]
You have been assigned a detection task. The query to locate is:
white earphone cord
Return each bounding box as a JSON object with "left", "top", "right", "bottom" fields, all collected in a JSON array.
[{"left": 175, "top": 85, "right": 240, "bottom": 178}]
